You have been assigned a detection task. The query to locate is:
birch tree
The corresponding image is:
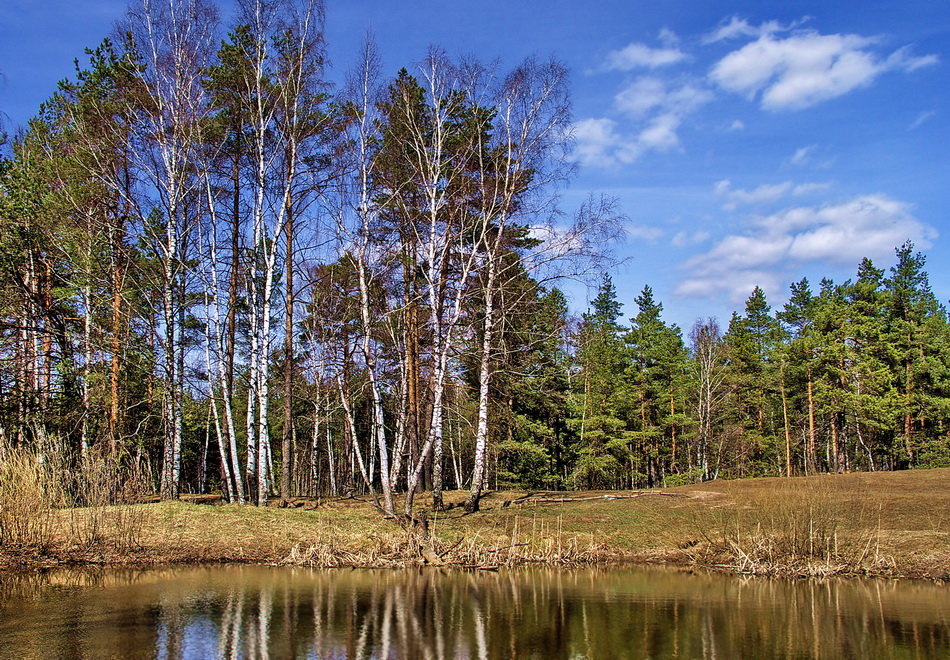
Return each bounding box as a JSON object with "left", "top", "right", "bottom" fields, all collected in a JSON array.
[
  {"left": 382, "top": 53, "right": 486, "bottom": 517},
  {"left": 334, "top": 37, "right": 397, "bottom": 514},
  {"left": 224, "top": 0, "right": 329, "bottom": 504},
  {"left": 463, "top": 57, "right": 575, "bottom": 512},
  {"left": 689, "top": 319, "right": 730, "bottom": 480},
  {"left": 124, "top": 0, "right": 219, "bottom": 500}
]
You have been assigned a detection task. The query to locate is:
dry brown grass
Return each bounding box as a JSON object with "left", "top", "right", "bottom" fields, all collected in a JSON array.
[
  {"left": 0, "top": 447, "right": 60, "bottom": 550},
  {"left": 669, "top": 470, "right": 950, "bottom": 578},
  {"left": 680, "top": 479, "right": 890, "bottom": 576},
  {"left": 1, "top": 464, "right": 947, "bottom": 579},
  {"left": 0, "top": 442, "right": 151, "bottom": 563}
]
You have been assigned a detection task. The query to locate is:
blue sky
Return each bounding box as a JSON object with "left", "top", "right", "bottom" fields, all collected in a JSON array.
[{"left": 2, "top": 0, "right": 948, "bottom": 331}]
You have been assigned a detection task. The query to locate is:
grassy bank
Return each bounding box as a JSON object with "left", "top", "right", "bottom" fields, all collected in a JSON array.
[{"left": 1, "top": 469, "right": 947, "bottom": 580}]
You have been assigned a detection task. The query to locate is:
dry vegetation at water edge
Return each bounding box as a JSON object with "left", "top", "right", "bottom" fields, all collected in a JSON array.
[{"left": 0, "top": 451, "right": 947, "bottom": 580}]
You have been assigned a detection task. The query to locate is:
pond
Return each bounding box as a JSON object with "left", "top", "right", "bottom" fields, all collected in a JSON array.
[{"left": 0, "top": 565, "right": 947, "bottom": 658}]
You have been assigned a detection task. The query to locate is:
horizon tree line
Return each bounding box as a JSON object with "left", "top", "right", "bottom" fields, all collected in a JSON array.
[
  {"left": 568, "top": 248, "right": 950, "bottom": 490},
  {"left": 0, "top": 0, "right": 619, "bottom": 514},
  {"left": 0, "top": 0, "right": 947, "bottom": 514}
]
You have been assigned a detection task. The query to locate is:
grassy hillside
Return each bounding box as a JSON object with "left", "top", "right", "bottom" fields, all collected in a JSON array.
[{"left": 2, "top": 469, "right": 947, "bottom": 579}]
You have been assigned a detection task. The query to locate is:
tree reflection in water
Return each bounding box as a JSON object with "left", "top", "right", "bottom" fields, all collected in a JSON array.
[{"left": 0, "top": 566, "right": 947, "bottom": 658}]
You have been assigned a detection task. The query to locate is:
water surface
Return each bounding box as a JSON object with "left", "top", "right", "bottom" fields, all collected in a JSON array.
[{"left": 0, "top": 565, "right": 947, "bottom": 658}]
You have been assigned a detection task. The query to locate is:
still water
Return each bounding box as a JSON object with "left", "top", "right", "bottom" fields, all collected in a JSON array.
[{"left": 0, "top": 565, "right": 947, "bottom": 659}]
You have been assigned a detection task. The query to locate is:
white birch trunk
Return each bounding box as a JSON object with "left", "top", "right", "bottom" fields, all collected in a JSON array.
[
  {"left": 81, "top": 284, "right": 92, "bottom": 457},
  {"left": 466, "top": 260, "right": 497, "bottom": 511},
  {"left": 200, "top": 173, "right": 245, "bottom": 502}
]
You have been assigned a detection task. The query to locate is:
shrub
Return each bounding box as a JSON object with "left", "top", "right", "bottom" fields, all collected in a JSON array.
[{"left": 0, "top": 446, "right": 61, "bottom": 549}]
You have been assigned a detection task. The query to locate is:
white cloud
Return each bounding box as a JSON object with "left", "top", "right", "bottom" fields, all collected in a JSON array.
[
  {"left": 672, "top": 230, "right": 711, "bottom": 247},
  {"left": 626, "top": 223, "right": 664, "bottom": 242},
  {"left": 790, "top": 144, "right": 817, "bottom": 166},
  {"left": 572, "top": 76, "right": 712, "bottom": 168},
  {"left": 727, "top": 119, "right": 745, "bottom": 131},
  {"left": 613, "top": 77, "right": 667, "bottom": 117},
  {"left": 711, "top": 30, "right": 938, "bottom": 110},
  {"left": 570, "top": 115, "right": 689, "bottom": 167},
  {"left": 614, "top": 76, "right": 711, "bottom": 118},
  {"left": 714, "top": 179, "right": 829, "bottom": 210},
  {"left": 658, "top": 27, "right": 680, "bottom": 48},
  {"left": 676, "top": 194, "right": 936, "bottom": 300},
  {"left": 791, "top": 182, "right": 832, "bottom": 196},
  {"left": 908, "top": 110, "right": 936, "bottom": 130},
  {"left": 889, "top": 46, "right": 940, "bottom": 72},
  {"left": 754, "top": 195, "right": 934, "bottom": 261},
  {"left": 639, "top": 114, "right": 681, "bottom": 151},
  {"left": 704, "top": 16, "right": 760, "bottom": 43},
  {"left": 676, "top": 269, "right": 785, "bottom": 301},
  {"left": 570, "top": 118, "right": 639, "bottom": 168},
  {"left": 788, "top": 144, "right": 835, "bottom": 169},
  {"left": 604, "top": 42, "right": 687, "bottom": 71},
  {"left": 715, "top": 180, "right": 793, "bottom": 209},
  {"left": 703, "top": 16, "right": 793, "bottom": 44}
]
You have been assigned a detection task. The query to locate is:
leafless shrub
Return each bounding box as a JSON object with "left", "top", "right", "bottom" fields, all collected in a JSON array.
[
  {"left": 280, "top": 513, "right": 612, "bottom": 568},
  {"left": 686, "top": 479, "right": 888, "bottom": 576},
  {"left": 66, "top": 447, "right": 150, "bottom": 550},
  {"left": 0, "top": 438, "right": 151, "bottom": 555},
  {"left": 0, "top": 446, "right": 61, "bottom": 550}
]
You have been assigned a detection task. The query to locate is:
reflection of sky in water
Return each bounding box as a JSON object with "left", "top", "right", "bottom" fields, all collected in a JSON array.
[
  {"left": 0, "top": 566, "right": 948, "bottom": 659},
  {"left": 157, "top": 615, "right": 219, "bottom": 660}
]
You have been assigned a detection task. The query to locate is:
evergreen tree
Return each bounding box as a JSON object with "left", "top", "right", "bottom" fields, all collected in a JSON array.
[
  {"left": 840, "top": 259, "right": 894, "bottom": 471},
  {"left": 723, "top": 287, "right": 785, "bottom": 476},
  {"left": 492, "top": 286, "right": 570, "bottom": 489},
  {"left": 568, "top": 274, "right": 629, "bottom": 488},
  {"left": 624, "top": 285, "right": 689, "bottom": 486},
  {"left": 885, "top": 242, "right": 950, "bottom": 467},
  {"left": 777, "top": 278, "right": 820, "bottom": 474}
]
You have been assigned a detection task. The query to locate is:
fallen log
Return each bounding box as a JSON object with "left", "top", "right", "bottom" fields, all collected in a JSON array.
[
  {"left": 512, "top": 492, "right": 686, "bottom": 505},
  {"left": 501, "top": 492, "right": 542, "bottom": 508}
]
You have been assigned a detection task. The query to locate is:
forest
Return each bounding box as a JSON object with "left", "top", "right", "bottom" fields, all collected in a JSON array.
[{"left": 1, "top": 0, "right": 948, "bottom": 519}]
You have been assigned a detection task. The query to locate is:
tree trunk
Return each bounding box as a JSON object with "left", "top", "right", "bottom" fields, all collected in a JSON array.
[
  {"left": 281, "top": 190, "right": 295, "bottom": 502},
  {"left": 806, "top": 374, "right": 817, "bottom": 474},
  {"left": 670, "top": 397, "right": 677, "bottom": 473},
  {"left": 81, "top": 282, "right": 92, "bottom": 457},
  {"left": 357, "top": 258, "right": 395, "bottom": 515},
  {"left": 465, "top": 260, "right": 497, "bottom": 513},
  {"left": 781, "top": 379, "right": 792, "bottom": 478},
  {"left": 160, "top": 211, "right": 180, "bottom": 501},
  {"left": 830, "top": 413, "right": 841, "bottom": 473},
  {"left": 904, "top": 358, "right": 914, "bottom": 464},
  {"left": 109, "top": 252, "right": 122, "bottom": 453}
]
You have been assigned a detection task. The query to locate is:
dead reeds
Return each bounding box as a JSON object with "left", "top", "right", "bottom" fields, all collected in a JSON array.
[
  {"left": 685, "top": 477, "right": 892, "bottom": 577},
  {"left": 0, "top": 438, "right": 151, "bottom": 558},
  {"left": 279, "top": 513, "right": 611, "bottom": 569},
  {"left": 64, "top": 447, "right": 151, "bottom": 551},
  {"left": 0, "top": 446, "right": 60, "bottom": 550}
]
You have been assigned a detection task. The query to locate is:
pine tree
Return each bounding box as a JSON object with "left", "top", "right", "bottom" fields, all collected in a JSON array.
[
  {"left": 885, "top": 242, "right": 950, "bottom": 467},
  {"left": 777, "top": 278, "right": 819, "bottom": 474},
  {"left": 491, "top": 285, "right": 570, "bottom": 489},
  {"left": 839, "top": 259, "right": 894, "bottom": 471},
  {"left": 624, "top": 285, "right": 689, "bottom": 486},
  {"left": 723, "top": 287, "right": 785, "bottom": 476},
  {"left": 568, "top": 274, "right": 629, "bottom": 488}
]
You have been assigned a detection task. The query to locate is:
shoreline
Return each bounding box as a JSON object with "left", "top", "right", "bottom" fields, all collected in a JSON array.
[
  {"left": 2, "top": 469, "right": 947, "bottom": 582},
  {"left": 0, "top": 551, "right": 945, "bottom": 583}
]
